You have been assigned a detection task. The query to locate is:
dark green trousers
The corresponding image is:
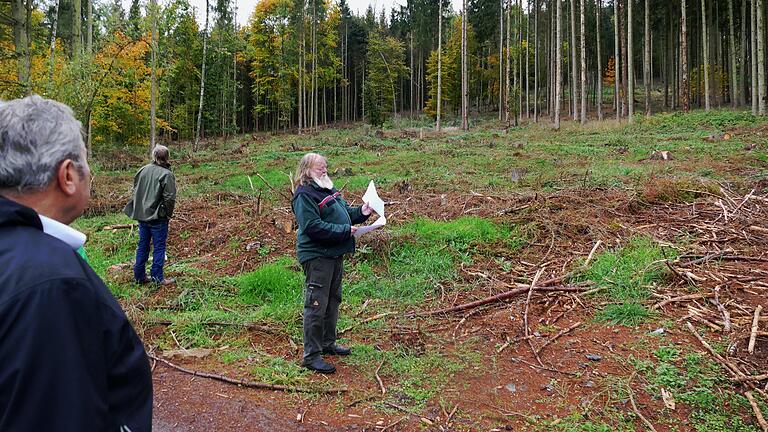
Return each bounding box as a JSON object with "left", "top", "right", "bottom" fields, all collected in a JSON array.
[{"left": 301, "top": 256, "right": 344, "bottom": 362}]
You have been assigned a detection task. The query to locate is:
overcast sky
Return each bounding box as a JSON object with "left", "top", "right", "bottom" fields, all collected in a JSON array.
[{"left": 166, "top": 0, "right": 464, "bottom": 27}]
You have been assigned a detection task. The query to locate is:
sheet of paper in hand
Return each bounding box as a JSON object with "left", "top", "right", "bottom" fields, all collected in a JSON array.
[{"left": 354, "top": 180, "right": 386, "bottom": 238}]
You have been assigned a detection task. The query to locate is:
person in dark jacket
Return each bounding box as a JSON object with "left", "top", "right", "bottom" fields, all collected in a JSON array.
[
  {"left": 124, "top": 145, "right": 177, "bottom": 285},
  {"left": 0, "top": 95, "right": 152, "bottom": 431},
  {"left": 292, "top": 153, "right": 372, "bottom": 374}
]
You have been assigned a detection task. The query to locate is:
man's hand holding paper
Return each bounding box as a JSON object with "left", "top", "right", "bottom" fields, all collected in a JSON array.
[{"left": 354, "top": 181, "right": 386, "bottom": 238}]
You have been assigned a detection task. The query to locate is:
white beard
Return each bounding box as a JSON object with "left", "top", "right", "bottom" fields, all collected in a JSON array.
[{"left": 313, "top": 175, "right": 334, "bottom": 190}]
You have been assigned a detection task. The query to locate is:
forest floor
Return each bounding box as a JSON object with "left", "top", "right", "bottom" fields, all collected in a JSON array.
[{"left": 78, "top": 110, "right": 768, "bottom": 431}]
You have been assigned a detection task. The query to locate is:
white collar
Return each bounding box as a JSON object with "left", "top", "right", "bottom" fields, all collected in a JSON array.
[{"left": 38, "top": 215, "right": 87, "bottom": 250}]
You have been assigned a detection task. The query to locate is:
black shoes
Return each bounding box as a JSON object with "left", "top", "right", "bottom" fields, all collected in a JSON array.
[
  {"left": 302, "top": 357, "right": 336, "bottom": 374},
  {"left": 321, "top": 345, "right": 352, "bottom": 356}
]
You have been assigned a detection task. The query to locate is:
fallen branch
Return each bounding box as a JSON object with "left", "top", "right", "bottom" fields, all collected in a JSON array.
[
  {"left": 339, "top": 312, "right": 395, "bottom": 335},
  {"left": 535, "top": 322, "right": 583, "bottom": 355},
  {"left": 746, "top": 392, "right": 768, "bottom": 432},
  {"left": 380, "top": 416, "right": 408, "bottom": 431},
  {"left": 686, "top": 322, "right": 744, "bottom": 379},
  {"left": 524, "top": 268, "right": 546, "bottom": 337},
  {"left": 584, "top": 240, "right": 603, "bottom": 267},
  {"left": 734, "top": 374, "right": 768, "bottom": 382},
  {"left": 102, "top": 223, "right": 136, "bottom": 231},
  {"left": 150, "top": 354, "right": 347, "bottom": 394},
  {"left": 652, "top": 293, "right": 714, "bottom": 310},
  {"left": 686, "top": 322, "right": 768, "bottom": 399},
  {"left": 147, "top": 319, "right": 280, "bottom": 334},
  {"left": 375, "top": 360, "right": 386, "bottom": 395},
  {"left": 712, "top": 287, "right": 732, "bottom": 333},
  {"left": 749, "top": 306, "right": 763, "bottom": 355},
  {"left": 626, "top": 372, "right": 659, "bottom": 432},
  {"left": 412, "top": 285, "right": 589, "bottom": 316}
]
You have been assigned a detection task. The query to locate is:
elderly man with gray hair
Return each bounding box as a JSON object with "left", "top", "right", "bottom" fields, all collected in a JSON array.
[
  {"left": 292, "top": 152, "right": 373, "bottom": 374},
  {"left": 0, "top": 95, "right": 152, "bottom": 430},
  {"left": 124, "top": 144, "right": 177, "bottom": 285}
]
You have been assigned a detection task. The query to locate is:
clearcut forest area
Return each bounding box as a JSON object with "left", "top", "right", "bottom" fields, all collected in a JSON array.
[
  {"left": 6, "top": 0, "right": 768, "bottom": 428},
  {"left": 77, "top": 111, "right": 768, "bottom": 431}
]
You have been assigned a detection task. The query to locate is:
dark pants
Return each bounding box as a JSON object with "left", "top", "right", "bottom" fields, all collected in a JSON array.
[
  {"left": 301, "top": 256, "right": 344, "bottom": 362},
  {"left": 134, "top": 220, "right": 169, "bottom": 283}
]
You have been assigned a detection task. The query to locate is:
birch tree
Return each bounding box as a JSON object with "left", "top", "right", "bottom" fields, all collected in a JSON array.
[
  {"left": 579, "top": 0, "right": 585, "bottom": 123},
  {"left": 194, "top": 0, "right": 209, "bottom": 149},
  {"left": 555, "top": 0, "right": 562, "bottom": 129}
]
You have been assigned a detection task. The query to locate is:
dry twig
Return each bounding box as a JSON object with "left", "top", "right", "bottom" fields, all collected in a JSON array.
[
  {"left": 626, "top": 372, "right": 658, "bottom": 432},
  {"left": 746, "top": 392, "right": 768, "bottom": 432},
  {"left": 750, "top": 306, "right": 763, "bottom": 355},
  {"left": 375, "top": 360, "right": 386, "bottom": 395},
  {"left": 535, "top": 322, "right": 583, "bottom": 355},
  {"left": 339, "top": 312, "right": 395, "bottom": 335}
]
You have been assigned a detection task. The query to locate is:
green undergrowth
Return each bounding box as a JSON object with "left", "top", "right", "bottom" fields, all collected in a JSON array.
[
  {"left": 346, "top": 343, "right": 477, "bottom": 411},
  {"left": 346, "top": 217, "right": 517, "bottom": 307},
  {"left": 630, "top": 343, "right": 763, "bottom": 432},
  {"left": 234, "top": 256, "right": 303, "bottom": 323},
  {"left": 542, "top": 412, "right": 634, "bottom": 432},
  {"left": 581, "top": 236, "right": 670, "bottom": 326}
]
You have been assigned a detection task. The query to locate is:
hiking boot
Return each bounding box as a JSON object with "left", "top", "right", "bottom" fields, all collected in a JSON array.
[
  {"left": 321, "top": 345, "right": 351, "bottom": 356},
  {"left": 154, "top": 278, "right": 176, "bottom": 286},
  {"left": 135, "top": 278, "right": 151, "bottom": 285},
  {"left": 301, "top": 357, "right": 336, "bottom": 374}
]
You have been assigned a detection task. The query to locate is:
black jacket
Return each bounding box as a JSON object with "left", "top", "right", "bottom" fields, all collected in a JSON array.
[
  {"left": 0, "top": 196, "right": 153, "bottom": 431},
  {"left": 292, "top": 183, "right": 369, "bottom": 264}
]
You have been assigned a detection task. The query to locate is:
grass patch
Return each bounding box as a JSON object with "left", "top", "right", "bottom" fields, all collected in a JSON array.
[
  {"left": 595, "top": 302, "right": 651, "bottom": 326},
  {"left": 582, "top": 236, "right": 668, "bottom": 302},
  {"left": 346, "top": 344, "right": 472, "bottom": 411},
  {"left": 399, "top": 216, "right": 514, "bottom": 250},
  {"left": 250, "top": 355, "right": 310, "bottom": 387},
  {"left": 347, "top": 244, "right": 456, "bottom": 304},
  {"left": 234, "top": 257, "right": 303, "bottom": 323},
  {"left": 582, "top": 236, "right": 669, "bottom": 326},
  {"left": 545, "top": 412, "right": 634, "bottom": 432}
]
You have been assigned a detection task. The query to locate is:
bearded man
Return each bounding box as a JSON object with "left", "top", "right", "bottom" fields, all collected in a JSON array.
[{"left": 292, "top": 153, "right": 372, "bottom": 374}]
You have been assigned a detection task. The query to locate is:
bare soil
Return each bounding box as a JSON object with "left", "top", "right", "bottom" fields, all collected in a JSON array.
[{"left": 124, "top": 176, "right": 768, "bottom": 431}]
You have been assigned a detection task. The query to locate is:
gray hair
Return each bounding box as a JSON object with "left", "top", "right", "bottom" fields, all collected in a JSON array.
[
  {"left": 0, "top": 95, "right": 86, "bottom": 193},
  {"left": 296, "top": 153, "right": 325, "bottom": 185},
  {"left": 152, "top": 144, "right": 170, "bottom": 165}
]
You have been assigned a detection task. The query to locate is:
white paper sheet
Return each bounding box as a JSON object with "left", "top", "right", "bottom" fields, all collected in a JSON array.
[
  {"left": 354, "top": 181, "right": 386, "bottom": 238},
  {"left": 362, "top": 180, "right": 385, "bottom": 218}
]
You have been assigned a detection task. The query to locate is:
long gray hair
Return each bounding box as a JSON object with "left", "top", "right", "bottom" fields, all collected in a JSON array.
[
  {"left": 0, "top": 95, "right": 86, "bottom": 193},
  {"left": 296, "top": 153, "right": 325, "bottom": 186}
]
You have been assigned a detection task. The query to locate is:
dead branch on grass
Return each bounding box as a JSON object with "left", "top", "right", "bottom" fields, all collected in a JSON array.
[
  {"left": 535, "top": 322, "right": 583, "bottom": 356},
  {"left": 626, "top": 372, "right": 659, "bottom": 432},
  {"left": 149, "top": 354, "right": 347, "bottom": 394},
  {"left": 338, "top": 312, "right": 395, "bottom": 335},
  {"left": 652, "top": 293, "right": 714, "bottom": 310},
  {"left": 412, "top": 284, "right": 589, "bottom": 317},
  {"left": 375, "top": 360, "right": 386, "bottom": 395},
  {"left": 686, "top": 322, "right": 768, "bottom": 398},
  {"left": 746, "top": 392, "right": 768, "bottom": 432}
]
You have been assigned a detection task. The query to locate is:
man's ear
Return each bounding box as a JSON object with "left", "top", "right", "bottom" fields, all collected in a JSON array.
[{"left": 56, "top": 159, "right": 79, "bottom": 197}]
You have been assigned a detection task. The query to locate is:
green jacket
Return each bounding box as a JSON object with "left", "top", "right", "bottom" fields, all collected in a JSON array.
[
  {"left": 292, "top": 182, "right": 370, "bottom": 264},
  {"left": 123, "top": 163, "right": 176, "bottom": 222}
]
